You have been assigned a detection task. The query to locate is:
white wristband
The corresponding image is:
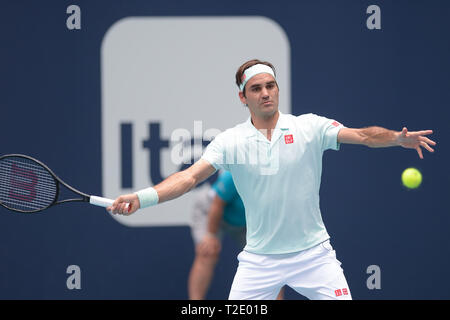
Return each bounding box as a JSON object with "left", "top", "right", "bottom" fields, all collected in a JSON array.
[{"left": 135, "top": 187, "right": 159, "bottom": 208}]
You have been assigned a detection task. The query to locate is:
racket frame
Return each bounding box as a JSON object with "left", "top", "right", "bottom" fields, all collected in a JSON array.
[{"left": 0, "top": 154, "right": 91, "bottom": 213}]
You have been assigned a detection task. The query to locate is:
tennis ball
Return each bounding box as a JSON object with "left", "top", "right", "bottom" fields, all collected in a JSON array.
[{"left": 401, "top": 167, "right": 422, "bottom": 189}]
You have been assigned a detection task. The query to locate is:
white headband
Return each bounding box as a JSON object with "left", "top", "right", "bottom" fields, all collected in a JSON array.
[{"left": 239, "top": 64, "right": 275, "bottom": 91}]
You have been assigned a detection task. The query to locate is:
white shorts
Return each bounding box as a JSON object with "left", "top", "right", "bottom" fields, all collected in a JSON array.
[{"left": 228, "top": 240, "right": 351, "bottom": 300}]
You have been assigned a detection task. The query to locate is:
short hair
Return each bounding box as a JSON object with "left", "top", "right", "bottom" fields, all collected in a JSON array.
[{"left": 235, "top": 59, "right": 277, "bottom": 95}]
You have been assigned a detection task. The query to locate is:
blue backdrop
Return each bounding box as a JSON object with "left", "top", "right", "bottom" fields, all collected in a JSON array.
[{"left": 0, "top": 0, "right": 449, "bottom": 299}]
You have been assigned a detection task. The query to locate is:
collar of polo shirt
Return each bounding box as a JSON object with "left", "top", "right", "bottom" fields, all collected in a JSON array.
[{"left": 243, "top": 111, "right": 290, "bottom": 143}]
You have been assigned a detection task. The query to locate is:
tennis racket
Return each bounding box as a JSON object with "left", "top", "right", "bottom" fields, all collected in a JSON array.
[{"left": 0, "top": 154, "right": 127, "bottom": 213}]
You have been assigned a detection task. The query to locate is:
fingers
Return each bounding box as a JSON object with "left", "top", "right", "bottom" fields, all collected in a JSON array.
[
  {"left": 108, "top": 196, "right": 133, "bottom": 216},
  {"left": 408, "top": 130, "right": 434, "bottom": 138},
  {"left": 403, "top": 128, "right": 435, "bottom": 139},
  {"left": 420, "top": 136, "right": 437, "bottom": 146},
  {"left": 401, "top": 127, "right": 408, "bottom": 136},
  {"left": 117, "top": 203, "right": 131, "bottom": 215},
  {"left": 416, "top": 146, "right": 424, "bottom": 159},
  {"left": 415, "top": 140, "right": 436, "bottom": 159},
  {"left": 420, "top": 141, "right": 434, "bottom": 153},
  {"left": 111, "top": 203, "right": 130, "bottom": 215},
  {"left": 416, "top": 136, "right": 436, "bottom": 159},
  {"left": 401, "top": 127, "right": 436, "bottom": 159},
  {"left": 416, "top": 129, "right": 433, "bottom": 136}
]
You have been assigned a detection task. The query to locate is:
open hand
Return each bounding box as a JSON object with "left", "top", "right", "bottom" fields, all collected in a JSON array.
[{"left": 397, "top": 127, "right": 436, "bottom": 159}]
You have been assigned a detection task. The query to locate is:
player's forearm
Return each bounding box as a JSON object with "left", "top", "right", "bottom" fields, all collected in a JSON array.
[
  {"left": 153, "top": 170, "right": 198, "bottom": 204},
  {"left": 360, "top": 126, "right": 401, "bottom": 148},
  {"left": 133, "top": 159, "right": 216, "bottom": 211}
]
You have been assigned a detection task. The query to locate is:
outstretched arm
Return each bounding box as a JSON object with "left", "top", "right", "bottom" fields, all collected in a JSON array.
[
  {"left": 108, "top": 159, "right": 216, "bottom": 215},
  {"left": 337, "top": 126, "right": 436, "bottom": 159}
]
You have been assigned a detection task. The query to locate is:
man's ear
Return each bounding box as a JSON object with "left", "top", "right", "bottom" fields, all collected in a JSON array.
[{"left": 238, "top": 91, "right": 247, "bottom": 105}]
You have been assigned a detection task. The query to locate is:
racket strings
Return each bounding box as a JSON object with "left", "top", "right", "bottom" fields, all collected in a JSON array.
[
  {"left": 0, "top": 172, "right": 56, "bottom": 194},
  {"left": 0, "top": 157, "right": 57, "bottom": 212}
]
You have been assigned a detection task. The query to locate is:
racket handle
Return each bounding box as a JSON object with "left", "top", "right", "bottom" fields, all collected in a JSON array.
[{"left": 89, "top": 196, "right": 129, "bottom": 209}]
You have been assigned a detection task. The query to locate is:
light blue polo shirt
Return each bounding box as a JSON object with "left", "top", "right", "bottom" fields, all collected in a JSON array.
[{"left": 201, "top": 111, "right": 344, "bottom": 254}]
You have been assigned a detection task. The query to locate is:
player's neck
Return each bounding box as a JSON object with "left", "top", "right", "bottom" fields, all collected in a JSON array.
[{"left": 250, "top": 111, "right": 280, "bottom": 141}]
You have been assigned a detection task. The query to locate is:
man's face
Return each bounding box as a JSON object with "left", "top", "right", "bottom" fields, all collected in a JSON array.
[{"left": 239, "top": 73, "right": 279, "bottom": 119}]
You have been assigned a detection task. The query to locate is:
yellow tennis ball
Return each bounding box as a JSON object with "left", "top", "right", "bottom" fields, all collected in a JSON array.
[{"left": 401, "top": 168, "right": 422, "bottom": 189}]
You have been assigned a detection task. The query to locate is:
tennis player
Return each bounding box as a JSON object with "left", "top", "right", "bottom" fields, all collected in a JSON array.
[{"left": 108, "top": 59, "right": 436, "bottom": 299}]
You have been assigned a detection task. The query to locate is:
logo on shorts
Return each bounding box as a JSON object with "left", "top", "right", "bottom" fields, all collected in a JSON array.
[
  {"left": 284, "top": 134, "right": 293, "bottom": 144},
  {"left": 335, "top": 288, "right": 349, "bottom": 297}
]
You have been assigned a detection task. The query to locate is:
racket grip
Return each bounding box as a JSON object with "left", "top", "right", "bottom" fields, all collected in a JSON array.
[{"left": 90, "top": 196, "right": 129, "bottom": 209}]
